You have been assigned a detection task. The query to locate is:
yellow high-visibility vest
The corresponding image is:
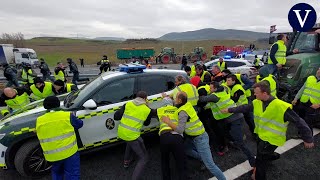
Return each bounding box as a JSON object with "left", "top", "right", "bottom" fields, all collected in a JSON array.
[
  {"left": 300, "top": 76, "right": 320, "bottom": 104},
  {"left": 177, "top": 102, "right": 205, "bottom": 136},
  {"left": 157, "top": 105, "right": 178, "bottom": 135},
  {"left": 30, "top": 82, "right": 54, "bottom": 100},
  {"left": 268, "top": 40, "right": 287, "bottom": 65},
  {"left": 172, "top": 83, "right": 199, "bottom": 106},
  {"left": 118, "top": 101, "right": 151, "bottom": 141},
  {"left": 253, "top": 99, "right": 291, "bottom": 146},
  {"left": 36, "top": 111, "right": 78, "bottom": 162}
]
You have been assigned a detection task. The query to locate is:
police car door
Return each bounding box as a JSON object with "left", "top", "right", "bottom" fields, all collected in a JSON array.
[
  {"left": 76, "top": 77, "right": 136, "bottom": 150},
  {"left": 136, "top": 75, "right": 176, "bottom": 133}
]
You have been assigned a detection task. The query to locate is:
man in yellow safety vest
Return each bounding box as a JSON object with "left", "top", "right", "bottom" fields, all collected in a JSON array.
[
  {"left": 114, "top": 91, "right": 156, "bottom": 180},
  {"left": 161, "top": 91, "right": 226, "bottom": 180},
  {"left": 30, "top": 77, "right": 55, "bottom": 100},
  {"left": 292, "top": 67, "right": 320, "bottom": 135},
  {"left": 221, "top": 81, "right": 314, "bottom": 180},
  {"left": 36, "top": 96, "right": 83, "bottom": 179}
]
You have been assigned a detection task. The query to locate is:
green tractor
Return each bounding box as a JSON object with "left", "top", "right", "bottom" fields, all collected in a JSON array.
[
  {"left": 188, "top": 47, "right": 207, "bottom": 62},
  {"left": 276, "top": 23, "right": 320, "bottom": 102},
  {"left": 156, "top": 47, "right": 181, "bottom": 64}
]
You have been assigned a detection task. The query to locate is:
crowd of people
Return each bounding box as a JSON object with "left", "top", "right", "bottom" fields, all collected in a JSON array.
[
  {"left": 0, "top": 57, "right": 89, "bottom": 116},
  {"left": 2, "top": 34, "right": 319, "bottom": 180}
]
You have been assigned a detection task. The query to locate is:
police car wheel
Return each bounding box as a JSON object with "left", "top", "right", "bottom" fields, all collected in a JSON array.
[{"left": 14, "top": 139, "right": 51, "bottom": 177}]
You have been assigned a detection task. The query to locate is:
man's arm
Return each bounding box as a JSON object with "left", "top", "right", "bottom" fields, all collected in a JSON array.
[
  {"left": 162, "top": 110, "right": 188, "bottom": 134},
  {"left": 143, "top": 109, "right": 157, "bottom": 126},
  {"left": 269, "top": 44, "right": 279, "bottom": 64},
  {"left": 294, "top": 82, "right": 306, "bottom": 101},
  {"left": 284, "top": 108, "right": 313, "bottom": 143},
  {"left": 70, "top": 114, "right": 83, "bottom": 129},
  {"left": 114, "top": 104, "right": 126, "bottom": 120},
  {"left": 71, "top": 84, "right": 79, "bottom": 91},
  {"left": 241, "top": 75, "right": 254, "bottom": 90},
  {"left": 198, "top": 94, "right": 220, "bottom": 103},
  {"left": 227, "top": 103, "right": 253, "bottom": 114},
  {"left": 231, "top": 89, "right": 244, "bottom": 103}
]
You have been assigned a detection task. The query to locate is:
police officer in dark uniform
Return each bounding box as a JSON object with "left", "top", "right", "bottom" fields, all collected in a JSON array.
[
  {"left": 3, "top": 63, "right": 19, "bottom": 87},
  {"left": 39, "top": 58, "right": 55, "bottom": 82},
  {"left": 67, "top": 58, "right": 89, "bottom": 85},
  {"left": 67, "top": 58, "right": 79, "bottom": 85},
  {"left": 99, "top": 55, "right": 111, "bottom": 74}
]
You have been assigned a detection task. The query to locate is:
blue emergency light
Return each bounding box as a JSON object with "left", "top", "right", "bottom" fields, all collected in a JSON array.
[
  {"left": 224, "top": 55, "right": 231, "bottom": 59},
  {"left": 119, "top": 63, "right": 146, "bottom": 73}
]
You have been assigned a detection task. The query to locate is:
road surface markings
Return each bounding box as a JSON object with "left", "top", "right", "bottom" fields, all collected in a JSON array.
[{"left": 209, "top": 128, "right": 320, "bottom": 180}]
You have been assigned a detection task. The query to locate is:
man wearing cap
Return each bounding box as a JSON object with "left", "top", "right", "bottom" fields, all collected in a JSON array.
[
  {"left": 39, "top": 58, "right": 54, "bottom": 82},
  {"left": 0, "top": 87, "right": 31, "bottom": 116},
  {"left": 36, "top": 96, "right": 83, "bottom": 180},
  {"left": 53, "top": 80, "right": 78, "bottom": 95},
  {"left": 30, "top": 77, "right": 55, "bottom": 100}
]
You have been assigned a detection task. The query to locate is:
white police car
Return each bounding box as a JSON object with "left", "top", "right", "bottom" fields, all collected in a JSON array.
[{"left": 0, "top": 64, "right": 187, "bottom": 177}]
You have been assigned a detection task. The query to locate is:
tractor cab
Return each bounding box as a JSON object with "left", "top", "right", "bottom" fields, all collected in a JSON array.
[{"left": 277, "top": 23, "right": 320, "bottom": 101}]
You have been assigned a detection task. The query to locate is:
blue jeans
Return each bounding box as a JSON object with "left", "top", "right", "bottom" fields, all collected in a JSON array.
[
  {"left": 181, "top": 64, "right": 186, "bottom": 70},
  {"left": 265, "top": 64, "right": 278, "bottom": 76},
  {"left": 185, "top": 132, "right": 226, "bottom": 180},
  {"left": 52, "top": 152, "right": 80, "bottom": 180},
  {"left": 227, "top": 118, "right": 255, "bottom": 167}
]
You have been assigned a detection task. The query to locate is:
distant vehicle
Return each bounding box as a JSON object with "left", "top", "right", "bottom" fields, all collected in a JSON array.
[
  {"left": 0, "top": 44, "right": 39, "bottom": 68},
  {"left": 212, "top": 45, "right": 245, "bottom": 57},
  {"left": 188, "top": 47, "right": 207, "bottom": 62},
  {"left": 205, "top": 58, "right": 258, "bottom": 79},
  {"left": 211, "top": 50, "right": 237, "bottom": 60},
  {"left": 157, "top": 47, "right": 181, "bottom": 64},
  {"left": 273, "top": 23, "right": 320, "bottom": 101},
  {"left": 0, "top": 64, "right": 187, "bottom": 177},
  {"left": 116, "top": 47, "right": 155, "bottom": 63}
]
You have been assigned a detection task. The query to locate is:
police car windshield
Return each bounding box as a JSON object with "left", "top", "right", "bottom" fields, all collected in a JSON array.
[{"left": 64, "top": 76, "right": 104, "bottom": 108}]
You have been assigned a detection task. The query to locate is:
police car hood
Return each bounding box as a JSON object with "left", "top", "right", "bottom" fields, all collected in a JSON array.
[{"left": 0, "top": 100, "right": 64, "bottom": 126}]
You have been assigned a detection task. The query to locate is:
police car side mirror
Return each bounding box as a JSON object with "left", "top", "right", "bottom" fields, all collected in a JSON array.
[{"left": 83, "top": 99, "right": 97, "bottom": 110}]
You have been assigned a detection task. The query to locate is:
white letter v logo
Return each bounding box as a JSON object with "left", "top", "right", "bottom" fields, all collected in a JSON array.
[{"left": 293, "top": 10, "right": 312, "bottom": 27}]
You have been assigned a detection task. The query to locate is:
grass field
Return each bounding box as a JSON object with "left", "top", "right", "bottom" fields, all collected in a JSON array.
[{"left": 26, "top": 37, "right": 269, "bottom": 67}]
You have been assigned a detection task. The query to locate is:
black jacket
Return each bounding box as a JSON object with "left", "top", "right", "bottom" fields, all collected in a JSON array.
[{"left": 68, "top": 62, "right": 78, "bottom": 73}]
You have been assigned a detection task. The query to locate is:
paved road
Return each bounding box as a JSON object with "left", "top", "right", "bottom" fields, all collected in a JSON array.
[{"left": 0, "top": 124, "right": 319, "bottom": 180}]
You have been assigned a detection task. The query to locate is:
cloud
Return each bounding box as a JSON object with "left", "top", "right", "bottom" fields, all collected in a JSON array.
[{"left": 0, "top": 0, "right": 319, "bottom": 39}]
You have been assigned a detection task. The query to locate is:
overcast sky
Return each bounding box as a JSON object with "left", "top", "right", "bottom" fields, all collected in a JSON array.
[{"left": 1, "top": 0, "right": 319, "bottom": 39}]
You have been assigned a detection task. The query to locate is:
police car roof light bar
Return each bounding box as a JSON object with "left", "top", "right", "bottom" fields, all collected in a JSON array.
[{"left": 119, "top": 63, "right": 146, "bottom": 73}]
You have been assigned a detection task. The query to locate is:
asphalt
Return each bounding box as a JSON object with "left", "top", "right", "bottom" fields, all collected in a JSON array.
[{"left": 1, "top": 123, "right": 319, "bottom": 180}]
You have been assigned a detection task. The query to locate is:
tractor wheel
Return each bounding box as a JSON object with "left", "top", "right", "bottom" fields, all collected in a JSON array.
[
  {"left": 161, "top": 55, "right": 170, "bottom": 64},
  {"left": 201, "top": 53, "right": 207, "bottom": 61}
]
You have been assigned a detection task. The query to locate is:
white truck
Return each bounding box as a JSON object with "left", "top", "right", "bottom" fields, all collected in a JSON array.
[{"left": 0, "top": 44, "right": 39, "bottom": 68}]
